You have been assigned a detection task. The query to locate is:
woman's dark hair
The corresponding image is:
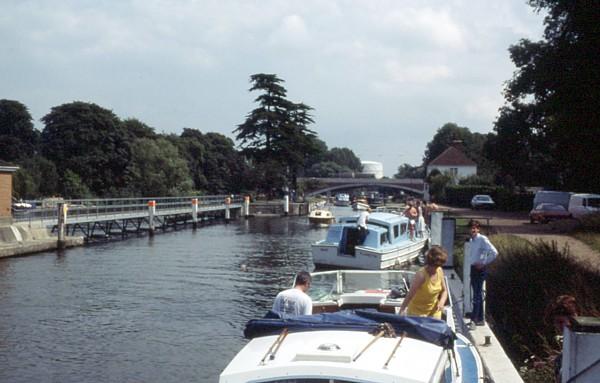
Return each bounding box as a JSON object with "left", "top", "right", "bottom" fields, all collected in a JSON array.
[
  {"left": 425, "top": 245, "right": 448, "bottom": 266},
  {"left": 544, "top": 295, "right": 579, "bottom": 325}
]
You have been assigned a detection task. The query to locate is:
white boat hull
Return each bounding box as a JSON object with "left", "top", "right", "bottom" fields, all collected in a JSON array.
[{"left": 312, "top": 236, "right": 428, "bottom": 270}]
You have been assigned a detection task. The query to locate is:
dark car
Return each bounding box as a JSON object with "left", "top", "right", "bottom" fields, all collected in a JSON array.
[
  {"left": 529, "top": 203, "right": 571, "bottom": 224},
  {"left": 470, "top": 195, "right": 495, "bottom": 209}
]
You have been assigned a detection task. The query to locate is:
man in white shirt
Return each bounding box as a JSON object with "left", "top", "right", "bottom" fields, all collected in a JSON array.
[
  {"left": 356, "top": 207, "right": 371, "bottom": 244},
  {"left": 272, "top": 271, "right": 312, "bottom": 316},
  {"left": 468, "top": 219, "right": 498, "bottom": 325}
]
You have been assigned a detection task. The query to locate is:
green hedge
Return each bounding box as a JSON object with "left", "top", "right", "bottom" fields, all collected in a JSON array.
[{"left": 443, "top": 185, "right": 533, "bottom": 211}]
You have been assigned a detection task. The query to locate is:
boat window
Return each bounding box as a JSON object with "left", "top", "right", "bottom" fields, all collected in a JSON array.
[
  {"left": 380, "top": 232, "right": 388, "bottom": 245},
  {"left": 400, "top": 223, "right": 407, "bottom": 235},
  {"left": 393, "top": 225, "right": 399, "bottom": 238}
]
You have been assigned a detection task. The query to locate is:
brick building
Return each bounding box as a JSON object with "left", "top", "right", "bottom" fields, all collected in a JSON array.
[{"left": 0, "top": 166, "right": 19, "bottom": 219}]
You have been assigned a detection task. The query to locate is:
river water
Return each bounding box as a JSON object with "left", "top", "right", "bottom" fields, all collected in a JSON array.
[{"left": 0, "top": 208, "right": 353, "bottom": 383}]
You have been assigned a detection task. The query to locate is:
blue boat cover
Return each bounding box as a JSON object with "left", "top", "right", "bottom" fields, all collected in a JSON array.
[{"left": 244, "top": 309, "right": 455, "bottom": 348}]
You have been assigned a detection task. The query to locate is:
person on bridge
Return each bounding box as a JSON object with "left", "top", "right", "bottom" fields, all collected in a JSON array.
[
  {"left": 356, "top": 207, "right": 371, "bottom": 244},
  {"left": 467, "top": 219, "right": 498, "bottom": 326},
  {"left": 398, "top": 246, "right": 448, "bottom": 319},
  {"left": 272, "top": 271, "right": 312, "bottom": 316}
]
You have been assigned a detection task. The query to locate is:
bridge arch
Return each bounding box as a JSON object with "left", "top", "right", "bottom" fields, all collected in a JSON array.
[{"left": 304, "top": 183, "right": 426, "bottom": 197}]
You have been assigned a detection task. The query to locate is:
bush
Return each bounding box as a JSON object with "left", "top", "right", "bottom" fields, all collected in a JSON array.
[
  {"left": 578, "top": 212, "right": 600, "bottom": 232},
  {"left": 486, "top": 236, "right": 600, "bottom": 382}
]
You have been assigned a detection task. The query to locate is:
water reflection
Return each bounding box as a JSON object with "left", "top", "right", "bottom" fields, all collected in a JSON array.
[{"left": 0, "top": 215, "right": 327, "bottom": 383}]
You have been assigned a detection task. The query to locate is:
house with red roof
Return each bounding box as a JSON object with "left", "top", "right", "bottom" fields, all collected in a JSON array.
[{"left": 426, "top": 146, "right": 476, "bottom": 183}]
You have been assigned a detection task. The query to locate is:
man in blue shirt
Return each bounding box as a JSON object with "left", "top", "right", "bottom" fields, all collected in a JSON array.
[{"left": 468, "top": 219, "right": 498, "bottom": 325}]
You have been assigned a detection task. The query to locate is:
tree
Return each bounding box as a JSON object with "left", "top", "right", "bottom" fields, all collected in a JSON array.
[
  {"left": 41, "top": 102, "right": 130, "bottom": 196},
  {"left": 0, "top": 99, "right": 39, "bottom": 162},
  {"left": 325, "top": 147, "right": 362, "bottom": 171},
  {"left": 496, "top": 1, "right": 600, "bottom": 190},
  {"left": 176, "top": 129, "right": 250, "bottom": 194},
  {"left": 423, "top": 123, "right": 486, "bottom": 165},
  {"left": 127, "top": 137, "right": 193, "bottom": 196},
  {"left": 123, "top": 118, "right": 157, "bottom": 140},
  {"left": 234, "top": 73, "right": 317, "bottom": 195},
  {"left": 394, "top": 163, "right": 425, "bottom": 179},
  {"left": 12, "top": 156, "right": 59, "bottom": 198},
  {"left": 307, "top": 161, "right": 351, "bottom": 178}
]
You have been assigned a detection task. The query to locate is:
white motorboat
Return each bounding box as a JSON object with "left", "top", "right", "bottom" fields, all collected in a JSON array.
[
  {"left": 334, "top": 193, "right": 351, "bottom": 206},
  {"left": 352, "top": 198, "right": 370, "bottom": 211},
  {"left": 308, "top": 209, "right": 335, "bottom": 226},
  {"left": 311, "top": 212, "right": 429, "bottom": 270},
  {"left": 219, "top": 270, "right": 484, "bottom": 383}
]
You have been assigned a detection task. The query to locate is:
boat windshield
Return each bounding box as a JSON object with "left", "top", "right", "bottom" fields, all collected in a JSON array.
[
  {"left": 308, "top": 271, "right": 410, "bottom": 303},
  {"left": 254, "top": 379, "right": 361, "bottom": 383}
]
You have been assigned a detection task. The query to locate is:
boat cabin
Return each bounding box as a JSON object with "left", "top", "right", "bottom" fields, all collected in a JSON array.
[{"left": 327, "top": 213, "right": 410, "bottom": 255}]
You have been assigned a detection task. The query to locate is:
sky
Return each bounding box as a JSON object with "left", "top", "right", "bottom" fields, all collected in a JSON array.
[{"left": 1, "top": 0, "right": 546, "bottom": 176}]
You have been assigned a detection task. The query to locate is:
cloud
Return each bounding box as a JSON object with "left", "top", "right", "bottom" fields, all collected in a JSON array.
[
  {"left": 379, "top": 6, "right": 465, "bottom": 49},
  {"left": 268, "top": 14, "right": 310, "bottom": 46},
  {"left": 382, "top": 60, "right": 452, "bottom": 84},
  {"left": 464, "top": 95, "right": 503, "bottom": 125}
]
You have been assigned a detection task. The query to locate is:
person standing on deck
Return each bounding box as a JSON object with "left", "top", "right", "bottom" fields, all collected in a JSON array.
[
  {"left": 272, "top": 271, "right": 312, "bottom": 316},
  {"left": 468, "top": 219, "right": 498, "bottom": 325},
  {"left": 356, "top": 207, "right": 371, "bottom": 244},
  {"left": 399, "top": 246, "right": 448, "bottom": 319}
]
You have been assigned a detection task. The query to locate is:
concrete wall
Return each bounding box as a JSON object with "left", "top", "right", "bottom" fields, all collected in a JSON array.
[{"left": 0, "top": 173, "right": 12, "bottom": 218}]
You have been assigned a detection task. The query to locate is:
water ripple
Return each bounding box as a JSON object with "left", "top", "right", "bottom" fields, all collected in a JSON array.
[{"left": 0, "top": 215, "right": 327, "bottom": 382}]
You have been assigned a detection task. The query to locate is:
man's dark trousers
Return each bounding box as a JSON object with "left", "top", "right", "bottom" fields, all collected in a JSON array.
[{"left": 470, "top": 265, "right": 487, "bottom": 322}]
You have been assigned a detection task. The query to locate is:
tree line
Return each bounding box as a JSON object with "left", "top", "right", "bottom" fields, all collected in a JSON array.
[
  {"left": 3, "top": 2, "right": 598, "bottom": 200},
  {"left": 0, "top": 74, "right": 362, "bottom": 199},
  {"left": 395, "top": 1, "right": 600, "bottom": 196}
]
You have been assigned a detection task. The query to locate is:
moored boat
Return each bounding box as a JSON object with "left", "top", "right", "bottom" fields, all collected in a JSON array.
[
  {"left": 335, "top": 193, "right": 351, "bottom": 206},
  {"left": 352, "top": 197, "right": 370, "bottom": 211},
  {"left": 219, "top": 269, "right": 484, "bottom": 383},
  {"left": 311, "top": 212, "right": 429, "bottom": 269},
  {"left": 308, "top": 209, "right": 335, "bottom": 226}
]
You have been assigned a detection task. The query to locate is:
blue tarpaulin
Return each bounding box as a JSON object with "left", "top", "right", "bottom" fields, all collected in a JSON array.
[{"left": 244, "top": 309, "right": 455, "bottom": 348}]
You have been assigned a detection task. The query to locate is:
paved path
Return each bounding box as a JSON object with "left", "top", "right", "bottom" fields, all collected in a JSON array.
[{"left": 445, "top": 206, "right": 600, "bottom": 271}]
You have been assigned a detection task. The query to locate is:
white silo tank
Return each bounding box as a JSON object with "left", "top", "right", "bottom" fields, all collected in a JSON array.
[{"left": 361, "top": 161, "right": 384, "bottom": 179}]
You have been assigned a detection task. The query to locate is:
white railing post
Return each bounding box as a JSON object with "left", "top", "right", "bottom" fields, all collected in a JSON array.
[
  {"left": 192, "top": 198, "right": 198, "bottom": 229},
  {"left": 148, "top": 200, "right": 156, "bottom": 236},
  {"left": 244, "top": 195, "right": 250, "bottom": 219},
  {"left": 225, "top": 196, "right": 231, "bottom": 223},
  {"left": 283, "top": 194, "right": 289, "bottom": 216},
  {"left": 57, "top": 202, "right": 68, "bottom": 249}
]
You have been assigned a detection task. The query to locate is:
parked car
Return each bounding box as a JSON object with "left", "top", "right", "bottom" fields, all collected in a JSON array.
[
  {"left": 533, "top": 190, "right": 573, "bottom": 210},
  {"left": 568, "top": 193, "right": 600, "bottom": 219},
  {"left": 471, "top": 195, "right": 495, "bottom": 209},
  {"left": 529, "top": 203, "right": 571, "bottom": 224}
]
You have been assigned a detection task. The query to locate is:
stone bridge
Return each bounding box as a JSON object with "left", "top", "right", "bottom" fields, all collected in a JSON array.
[{"left": 298, "top": 177, "right": 428, "bottom": 198}]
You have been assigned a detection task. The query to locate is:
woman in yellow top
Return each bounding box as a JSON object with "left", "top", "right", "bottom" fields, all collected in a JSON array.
[{"left": 399, "top": 246, "right": 448, "bottom": 319}]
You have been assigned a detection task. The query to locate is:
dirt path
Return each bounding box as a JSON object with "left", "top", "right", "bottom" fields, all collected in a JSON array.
[{"left": 445, "top": 206, "right": 600, "bottom": 270}]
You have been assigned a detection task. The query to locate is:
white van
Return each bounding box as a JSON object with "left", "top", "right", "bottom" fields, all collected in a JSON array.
[{"left": 568, "top": 193, "right": 600, "bottom": 219}]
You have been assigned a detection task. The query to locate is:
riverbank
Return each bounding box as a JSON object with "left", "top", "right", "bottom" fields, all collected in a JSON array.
[
  {"left": 445, "top": 205, "right": 600, "bottom": 382},
  {"left": 0, "top": 223, "right": 84, "bottom": 258}
]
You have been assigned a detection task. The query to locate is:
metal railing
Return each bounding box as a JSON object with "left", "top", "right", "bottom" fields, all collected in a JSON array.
[{"left": 12, "top": 195, "right": 243, "bottom": 225}]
